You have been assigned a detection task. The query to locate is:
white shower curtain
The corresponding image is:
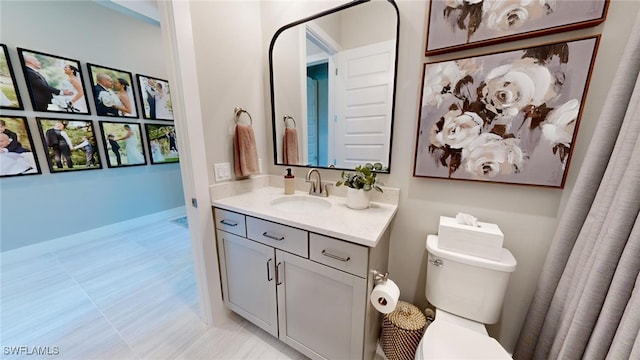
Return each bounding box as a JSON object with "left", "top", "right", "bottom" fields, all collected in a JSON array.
[{"left": 513, "top": 12, "right": 640, "bottom": 360}]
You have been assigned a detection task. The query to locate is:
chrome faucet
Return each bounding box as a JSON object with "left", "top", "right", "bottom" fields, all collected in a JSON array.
[{"left": 305, "top": 168, "right": 330, "bottom": 197}]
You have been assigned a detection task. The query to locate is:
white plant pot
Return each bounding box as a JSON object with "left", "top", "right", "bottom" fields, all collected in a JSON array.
[{"left": 346, "top": 188, "right": 370, "bottom": 210}]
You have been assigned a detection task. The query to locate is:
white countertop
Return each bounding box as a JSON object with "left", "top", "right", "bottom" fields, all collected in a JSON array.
[{"left": 212, "top": 186, "right": 398, "bottom": 247}]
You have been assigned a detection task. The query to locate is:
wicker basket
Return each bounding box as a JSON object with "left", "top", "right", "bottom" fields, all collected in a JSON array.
[{"left": 380, "top": 301, "right": 426, "bottom": 360}]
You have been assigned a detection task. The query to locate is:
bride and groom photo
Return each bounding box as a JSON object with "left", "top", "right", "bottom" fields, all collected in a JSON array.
[
  {"left": 88, "top": 63, "right": 138, "bottom": 118},
  {"left": 1, "top": 44, "right": 24, "bottom": 110},
  {"left": 18, "top": 48, "right": 90, "bottom": 114},
  {"left": 137, "top": 74, "right": 173, "bottom": 121},
  {"left": 144, "top": 124, "right": 179, "bottom": 165},
  {"left": 0, "top": 117, "right": 40, "bottom": 177},
  {"left": 36, "top": 119, "right": 101, "bottom": 173},
  {"left": 99, "top": 122, "right": 146, "bottom": 168}
]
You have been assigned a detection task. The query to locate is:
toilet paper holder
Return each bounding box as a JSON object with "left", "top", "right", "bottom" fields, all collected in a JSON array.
[{"left": 371, "top": 270, "right": 389, "bottom": 285}]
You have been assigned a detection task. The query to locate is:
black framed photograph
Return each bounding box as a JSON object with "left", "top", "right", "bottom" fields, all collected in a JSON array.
[
  {"left": 87, "top": 63, "right": 138, "bottom": 118},
  {"left": 136, "top": 74, "right": 174, "bottom": 121},
  {"left": 1, "top": 44, "right": 24, "bottom": 110},
  {"left": 1, "top": 116, "right": 41, "bottom": 177},
  {"left": 144, "top": 124, "right": 179, "bottom": 165},
  {"left": 17, "top": 48, "right": 90, "bottom": 114},
  {"left": 425, "top": 0, "right": 608, "bottom": 56},
  {"left": 414, "top": 36, "right": 600, "bottom": 188},
  {"left": 35, "top": 118, "right": 101, "bottom": 173},
  {"left": 98, "top": 121, "right": 147, "bottom": 168}
]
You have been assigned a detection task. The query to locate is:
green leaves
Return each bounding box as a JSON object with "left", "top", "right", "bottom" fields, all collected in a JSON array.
[{"left": 335, "top": 162, "right": 385, "bottom": 193}]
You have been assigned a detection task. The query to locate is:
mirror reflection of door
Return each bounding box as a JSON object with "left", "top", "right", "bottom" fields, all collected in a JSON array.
[
  {"left": 334, "top": 40, "right": 395, "bottom": 169},
  {"left": 271, "top": 0, "right": 398, "bottom": 171},
  {"left": 306, "top": 35, "right": 394, "bottom": 169}
]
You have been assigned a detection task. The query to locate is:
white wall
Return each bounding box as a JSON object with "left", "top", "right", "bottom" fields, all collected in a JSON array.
[
  {"left": 184, "top": 0, "right": 639, "bottom": 353},
  {"left": 187, "top": 1, "right": 267, "bottom": 181},
  {"left": 0, "top": 1, "right": 184, "bottom": 251}
]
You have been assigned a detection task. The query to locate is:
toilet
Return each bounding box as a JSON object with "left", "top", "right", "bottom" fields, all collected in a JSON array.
[{"left": 415, "top": 235, "right": 517, "bottom": 359}]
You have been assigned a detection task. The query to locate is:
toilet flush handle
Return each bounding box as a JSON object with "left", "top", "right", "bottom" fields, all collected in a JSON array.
[{"left": 429, "top": 258, "right": 443, "bottom": 267}]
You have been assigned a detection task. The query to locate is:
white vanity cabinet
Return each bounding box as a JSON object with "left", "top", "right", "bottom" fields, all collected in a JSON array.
[
  {"left": 216, "top": 229, "right": 279, "bottom": 337},
  {"left": 214, "top": 207, "right": 390, "bottom": 360}
]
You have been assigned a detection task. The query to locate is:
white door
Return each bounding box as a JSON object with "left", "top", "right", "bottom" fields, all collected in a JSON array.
[
  {"left": 217, "top": 230, "right": 278, "bottom": 337},
  {"left": 276, "top": 250, "right": 367, "bottom": 360},
  {"left": 334, "top": 40, "right": 395, "bottom": 169}
]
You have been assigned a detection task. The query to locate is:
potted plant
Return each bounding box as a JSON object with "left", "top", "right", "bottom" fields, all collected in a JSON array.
[{"left": 336, "top": 162, "right": 384, "bottom": 209}]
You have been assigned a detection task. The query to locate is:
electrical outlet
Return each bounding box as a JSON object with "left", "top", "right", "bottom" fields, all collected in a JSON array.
[{"left": 214, "top": 162, "right": 231, "bottom": 182}]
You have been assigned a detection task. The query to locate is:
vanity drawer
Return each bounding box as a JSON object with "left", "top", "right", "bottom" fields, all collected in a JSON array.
[
  {"left": 214, "top": 208, "right": 246, "bottom": 237},
  {"left": 310, "top": 233, "right": 368, "bottom": 278},
  {"left": 246, "top": 216, "right": 308, "bottom": 257}
]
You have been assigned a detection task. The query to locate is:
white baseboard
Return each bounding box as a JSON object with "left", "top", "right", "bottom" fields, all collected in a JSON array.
[{"left": 1, "top": 206, "right": 186, "bottom": 264}]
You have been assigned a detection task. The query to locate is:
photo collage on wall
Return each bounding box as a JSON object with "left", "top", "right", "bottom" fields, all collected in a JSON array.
[
  {"left": 414, "top": 0, "right": 609, "bottom": 188},
  {"left": 0, "top": 43, "right": 178, "bottom": 178}
]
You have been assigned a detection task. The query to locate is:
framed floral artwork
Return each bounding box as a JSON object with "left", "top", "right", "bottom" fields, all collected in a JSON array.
[
  {"left": 87, "top": 63, "right": 138, "bottom": 119},
  {"left": 35, "top": 118, "right": 102, "bottom": 173},
  {"left": 1, "top": 116, "right": 41, "bottom": 177},
  {"left": 414, "top": 36, "right": 600, "bottom": 188},
  {"left": 136, "top": 74, "right": 174, "bottom": 121},
  {"left": 1, "top": 44, "right": 24, "bottom": 110},
  {"left": 144, "top": 124, "right": 179, "bottom": 165},
  {"left": 425, "top": 0, "right": 608, "bottom": 56},
  {"left": 98, "top": 121, "right": 147, "bottom": 168},
  {"left": 17, "top": 48, "right": 90, "bottom": 114}
]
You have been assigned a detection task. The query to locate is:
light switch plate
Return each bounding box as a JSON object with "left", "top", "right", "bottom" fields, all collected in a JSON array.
[{"left": 214, "top": 162, "right": 231, "bottom": 182}]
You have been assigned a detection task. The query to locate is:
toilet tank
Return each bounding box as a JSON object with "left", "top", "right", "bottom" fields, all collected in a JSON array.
[{"left": 425, "top": 235, "right": 516, "bottom": 324}]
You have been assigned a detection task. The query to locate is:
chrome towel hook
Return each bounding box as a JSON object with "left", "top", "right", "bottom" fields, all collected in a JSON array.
[
  {"left": 283, "top": 115, "right": 296, "bottom": 129},
  {"left": 234, "top": 107, "right": 253, "bottom": 126}
]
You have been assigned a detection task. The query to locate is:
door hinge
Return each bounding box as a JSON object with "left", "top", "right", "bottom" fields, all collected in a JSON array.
[{"left": 191, "top": 198, "right": 198, "bottom": 208}]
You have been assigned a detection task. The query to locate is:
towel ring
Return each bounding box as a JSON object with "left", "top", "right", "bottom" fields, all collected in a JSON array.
[
  {"left": 234, "top": 107, "right": 253, "bottom": 126},
  {"left": 283, "top": 115, "right": 296, "bottom": 129}
]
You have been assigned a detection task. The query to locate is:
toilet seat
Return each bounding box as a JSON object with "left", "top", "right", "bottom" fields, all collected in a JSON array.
[
  {"left": 430, "top": 309, "right": 487, "bottom": 335},
  {"left": 416, "top": 312, "right": 511, "bottom": 359}
]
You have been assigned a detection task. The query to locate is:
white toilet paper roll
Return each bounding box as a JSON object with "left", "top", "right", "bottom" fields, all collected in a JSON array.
[{"left": 370, "top": 279, "right": 400, "bottom": 314}]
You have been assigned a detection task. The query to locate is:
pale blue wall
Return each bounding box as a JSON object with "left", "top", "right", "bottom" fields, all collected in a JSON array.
[{"left": 0, "top": 1, "right": 185, "bottom": 252}]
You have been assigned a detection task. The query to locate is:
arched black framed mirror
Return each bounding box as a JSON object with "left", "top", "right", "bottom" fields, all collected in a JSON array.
[{"left": 269, "top": 0, "right": 399, "bottom": 172}]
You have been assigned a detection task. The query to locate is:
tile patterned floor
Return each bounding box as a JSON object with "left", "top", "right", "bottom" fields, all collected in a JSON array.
[{"left": 0, "top": 218, "right": 307, "bottom": 360}]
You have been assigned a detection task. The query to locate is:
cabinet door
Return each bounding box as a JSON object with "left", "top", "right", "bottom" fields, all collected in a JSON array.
[
  {"left": 276, "top": 250, "right": 367, "bottom": 360},
  {"left": 217, "top": 230, "right": 278, "bottom": 337}
]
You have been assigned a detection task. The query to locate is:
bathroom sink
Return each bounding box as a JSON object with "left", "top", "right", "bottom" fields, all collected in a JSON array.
[{"left": 270, "top": 195, "right": 331, "bottom": 213}]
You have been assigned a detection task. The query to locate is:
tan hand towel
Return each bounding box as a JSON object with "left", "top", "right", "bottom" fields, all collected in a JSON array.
[
  {"left": 234, "top": 124, "right": 259, "bottom": 177},
  {"left": 283, "top": 128, "right": 299, "bottom": 165}
]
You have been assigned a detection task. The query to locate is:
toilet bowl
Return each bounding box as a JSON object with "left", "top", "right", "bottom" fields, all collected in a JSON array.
[
  {"left": 415, "top": 235, "right": 516, "bottom": 359},
  {"left": 415, "top": 309, "right": 511, "bottom": 359}
]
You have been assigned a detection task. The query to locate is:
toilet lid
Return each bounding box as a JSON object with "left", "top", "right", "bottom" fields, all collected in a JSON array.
[{"left": 420, "top": 320, "right": 512, "bottom": 359}]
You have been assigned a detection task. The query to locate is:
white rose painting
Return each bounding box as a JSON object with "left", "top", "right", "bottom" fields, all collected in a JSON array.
[
  {"left": 426, "top": 0, "right": 608, "bottom": 55},
  {"left": 414, "top": 36, "right": 599, "bottom": 188}
]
